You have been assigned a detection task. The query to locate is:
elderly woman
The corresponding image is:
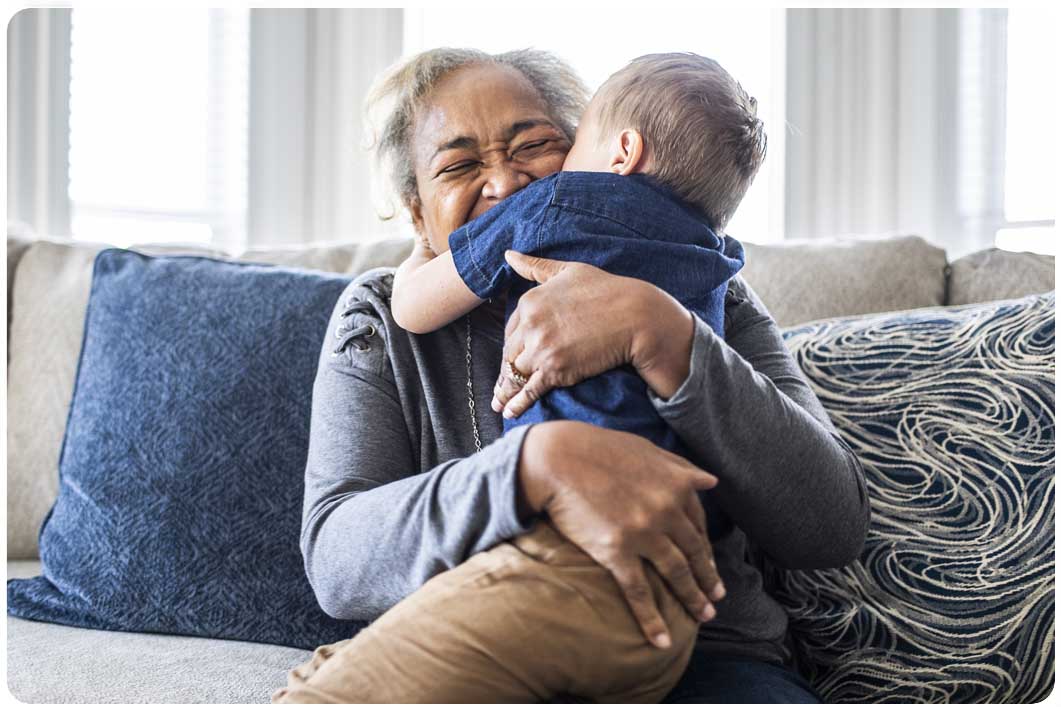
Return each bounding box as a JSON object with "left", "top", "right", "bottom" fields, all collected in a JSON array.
[{"left": 287, "top": 48, "right": 868, "bottom": 703}]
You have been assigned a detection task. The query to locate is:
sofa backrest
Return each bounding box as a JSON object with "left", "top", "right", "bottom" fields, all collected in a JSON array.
[
  {"left": 741, "top": 234, "right": 949, "bottom": 327},
  {"left": 946, "top": 247, "right": 1055, "bottom": 306},
  {"left": 5, "top": 233, "right": 1054, "bottom": 558}
]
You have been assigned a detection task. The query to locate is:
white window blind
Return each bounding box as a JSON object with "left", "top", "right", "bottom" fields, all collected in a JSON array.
[
  {"left": 995, "top": 9, "right": 1056, "bottom": 255},
  {"left": 402, "top": 8, "right": 785, "bottom": 243},
  {"left": 68, "top": 8, "right": 248, "bottom": 249}
]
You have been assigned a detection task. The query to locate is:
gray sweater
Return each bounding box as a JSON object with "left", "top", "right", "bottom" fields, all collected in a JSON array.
[{"left": 301, "top": 269, "right": 869, "bottom": 667}]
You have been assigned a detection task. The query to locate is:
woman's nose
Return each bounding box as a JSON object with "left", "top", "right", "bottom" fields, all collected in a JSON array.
[{"left": 481, "top": 163, "right": 533, "bottom": 202}]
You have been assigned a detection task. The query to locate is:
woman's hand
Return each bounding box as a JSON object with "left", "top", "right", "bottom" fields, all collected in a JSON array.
[
  {"left": 519, "top": 421, "right": 726, "bottom": 650},
  {"left": 493, "top": 251, "right": 696, "bottom": 418}
]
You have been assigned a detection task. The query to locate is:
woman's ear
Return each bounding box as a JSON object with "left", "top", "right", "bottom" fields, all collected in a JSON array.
[
  {"left": 610, "top": 129, "right": 648, "bottom": 176},
  {"left": 406, "top": 196, "right": 440, "bottom": 254},
  {"left": 407, "top": 196, "right": 427, "bottom": 238}
]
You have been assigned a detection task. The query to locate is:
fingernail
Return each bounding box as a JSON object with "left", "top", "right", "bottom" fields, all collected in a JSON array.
[
  {"left": 701, "top": 603, "right": 716, "bottom": 621},
  {"left": 491, "top": 398, "right": 502, "bottom": 412},
  {"left": 502, "top": 408, "right": 514, "bottom": 419},
  {"left": 711, "top": 584, "right": 726, "bottom": 601},
  {"left": 653, "top": 633, "right": 671, "bottom": 649}
]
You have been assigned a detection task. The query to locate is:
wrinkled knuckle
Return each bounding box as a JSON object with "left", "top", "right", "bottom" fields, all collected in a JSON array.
[
  {"left": 529, "top": 333, "right": 549, "bottom": 356},
  {"left": 690, "top": 542, "right": 711, "bottom": 560},
  {"left": 537, "top": 367, "right": 558, "bottom": 387},
  {"left": 600, "top": 531, "right": 626, "bottom": 553},
  {"left": 628, "top": 511, "right": 652, "bottom": 533},
  {"left": 540, "top": 351, "right": 562, "bottom": 373},
  {"left": 663, "top": 560, "right": 693, "bottom": 582},
  {"left": 649, "top": 505, "right": 672, "bottom": 526},
  {"left": 624, "top": 583, "right": 653, "bottom": 604}
]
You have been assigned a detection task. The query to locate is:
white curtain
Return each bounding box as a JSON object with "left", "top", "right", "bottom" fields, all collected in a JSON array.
[
  {"left": 7, "top": 9, "right": 71, "bottom": 238},
  {"left": 784, "top": 9, "right": 1007, "bottom": 258},
  {"left": 246, "top": 9, "right": 405, "bottom": 246}
]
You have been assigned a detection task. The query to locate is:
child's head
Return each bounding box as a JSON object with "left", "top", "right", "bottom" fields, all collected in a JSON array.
[{"left": 562, "top": 52, "right": 766, "bottom": 231}]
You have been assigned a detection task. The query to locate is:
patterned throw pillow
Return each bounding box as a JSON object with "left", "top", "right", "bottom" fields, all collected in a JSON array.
[
  {"left": 7, "top": 249, "right": 365, "bottom": 649},
  {"left": 777, "top": 292, "right": 1055, "bottom": 703}
]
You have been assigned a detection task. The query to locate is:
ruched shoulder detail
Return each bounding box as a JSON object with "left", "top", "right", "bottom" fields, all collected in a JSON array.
[{"left": 325, "top": 268, "right": 396, "bottom": 383}]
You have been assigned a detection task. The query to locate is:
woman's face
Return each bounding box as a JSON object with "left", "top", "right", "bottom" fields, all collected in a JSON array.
[{"left": 408, "top": 63, "right": 573, "bottom": 253}]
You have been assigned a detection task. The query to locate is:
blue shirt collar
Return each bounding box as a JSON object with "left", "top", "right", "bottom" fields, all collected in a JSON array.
[{"left": 550, "top": 171, "right": 721, "bottom": 249}]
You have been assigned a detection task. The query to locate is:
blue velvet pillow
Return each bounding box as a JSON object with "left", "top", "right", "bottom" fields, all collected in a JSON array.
[
  {"left": 7, "top": 249, "right": 365, "bottom": 649},
  {"left": 776, "top": 292, "right": 1055, "bottom": 703}
]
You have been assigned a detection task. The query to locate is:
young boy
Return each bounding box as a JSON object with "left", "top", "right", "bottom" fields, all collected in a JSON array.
[{"left": 274, "top": 52, "right": 765, "bottom": 703}]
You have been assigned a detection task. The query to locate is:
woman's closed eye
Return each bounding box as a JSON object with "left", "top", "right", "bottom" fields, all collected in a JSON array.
[
  {"left": 514, "top": 139, "right": 553, "bottom": 158},
  {"left": 437, "top": 161, "right": 478, "bottom": 177}
]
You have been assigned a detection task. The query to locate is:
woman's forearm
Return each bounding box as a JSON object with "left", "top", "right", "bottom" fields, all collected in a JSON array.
[
  {"left": 629, "top": 282, "right": 696, "bottom": 400},
  {"left": 648, "top": 278, "right": 870, "bottom": 570},
  {"left": 303, "top": 427, "right": 534, "bottom": 619},
  {"left": 302, "top": 279, "right": 536, "bottom": 620}
]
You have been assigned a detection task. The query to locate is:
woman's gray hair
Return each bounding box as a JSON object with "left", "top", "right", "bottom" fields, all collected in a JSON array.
[{"left": 364, "top": 48, "right": 589, "bottom": 219}]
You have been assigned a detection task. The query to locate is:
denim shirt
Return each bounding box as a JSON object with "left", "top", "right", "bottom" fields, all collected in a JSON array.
[
  {"left": 450, "top": 171, "right": 745, "bottom": 537},
  {"left": 449, "top": 171, "right": 745, "bottom": 335}
]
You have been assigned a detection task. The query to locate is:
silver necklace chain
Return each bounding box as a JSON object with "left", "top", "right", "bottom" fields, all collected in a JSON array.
[{"left": 465, "top": 314, "right": 483, "bottom": 453}]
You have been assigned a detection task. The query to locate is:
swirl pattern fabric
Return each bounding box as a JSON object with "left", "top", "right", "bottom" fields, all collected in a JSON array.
[
  {"left": 7, "top": 250, "right": 365, "bottom": 649},
  {"left": 777, "top": 292, "right": 1055, "bottom": 703}
]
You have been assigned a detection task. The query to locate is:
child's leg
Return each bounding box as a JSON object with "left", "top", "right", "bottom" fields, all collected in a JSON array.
[{"left": 272, "top": 521, "right": 698, "bottom": 703}]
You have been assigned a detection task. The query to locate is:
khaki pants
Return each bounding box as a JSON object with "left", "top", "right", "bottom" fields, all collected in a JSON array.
[{"left": 272, "top": 521, "right": 698, "bottom": 703}]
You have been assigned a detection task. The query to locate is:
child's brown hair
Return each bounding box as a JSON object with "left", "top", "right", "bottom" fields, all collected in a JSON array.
[{"left": 594, "top": 52, "right": 766, "bottom": 230}]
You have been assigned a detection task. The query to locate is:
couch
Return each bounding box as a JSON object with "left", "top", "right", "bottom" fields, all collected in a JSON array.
[{"left": 6, "top": 232, "right": 1054, "bottom": 703}]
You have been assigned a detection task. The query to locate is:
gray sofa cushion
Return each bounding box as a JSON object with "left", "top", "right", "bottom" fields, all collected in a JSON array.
[
  {"left": 8, "top": 240, "right": 110, "bottom": 560},
  {"left": 6, "top": 231, "right": 34, "bottom": 349},
  {"left": 7, "top": 561, "right": 312, "bottom": 704},
  {"left": 5, "top": 239, "right": 225, "bottom": 559},
  {"left": 947, "top": 247, "right": 1055, "bottom": 306},
  {"left": 741, "top": 235, "right": 948, "bottom": 327}
]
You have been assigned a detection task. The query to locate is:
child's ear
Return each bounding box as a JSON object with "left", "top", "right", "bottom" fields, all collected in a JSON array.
[{"left": 610, "top": 129, "right": 647, "bottom": 176}]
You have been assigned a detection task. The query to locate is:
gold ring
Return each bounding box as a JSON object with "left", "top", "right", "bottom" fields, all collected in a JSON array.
[{"left": 504, "top": 360, "right": 529, "bottom": 387}]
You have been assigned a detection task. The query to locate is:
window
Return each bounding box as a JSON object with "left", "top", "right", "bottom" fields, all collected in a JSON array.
[
  {"left": 68, "top": 9, "right": 248, "bottom": 249},
  {"left": 995, "top": 9, "right": 1056, "bottom": 255},
  {"left": 402, "top": 8, "right": 786, "bottom": 243}
]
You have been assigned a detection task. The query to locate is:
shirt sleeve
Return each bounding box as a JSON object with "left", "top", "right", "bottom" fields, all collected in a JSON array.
[
  {"left": 448, "top": 185, "right": 549, "bottom": 299},
  {"left": 299, "top": 277, "right": 537, "bottom": 620},
  {"left": 649, "top": 274, "right": 871, "bottom": 570}
]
